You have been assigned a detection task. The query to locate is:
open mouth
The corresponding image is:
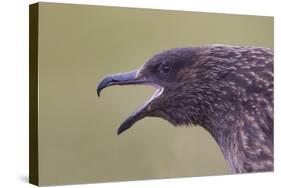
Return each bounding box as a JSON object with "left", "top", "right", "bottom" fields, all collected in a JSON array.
[{"left": 96, "top": 70, "right": 164, "bottom": 135}]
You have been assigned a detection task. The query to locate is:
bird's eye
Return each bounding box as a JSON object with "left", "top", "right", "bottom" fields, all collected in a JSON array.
[{"left": 159, "top": 63, "right": 170, "bottom": 74}]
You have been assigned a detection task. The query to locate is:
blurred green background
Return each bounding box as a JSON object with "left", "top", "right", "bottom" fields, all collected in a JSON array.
[{"left": 37, "top": 2, "right": 273, "bottom": 186}]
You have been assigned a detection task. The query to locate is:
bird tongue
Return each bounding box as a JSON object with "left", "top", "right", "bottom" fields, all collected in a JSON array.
[{"left": 117, "top": 87, "right": 164, "bottom": 135}]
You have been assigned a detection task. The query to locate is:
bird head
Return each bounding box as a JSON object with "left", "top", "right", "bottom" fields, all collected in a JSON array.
[
  {"left": 97, "top": 47, "right": 229, "bottom": 135},
  {"left": 97, "top": 45, "right": 274, "bottom": 172}
]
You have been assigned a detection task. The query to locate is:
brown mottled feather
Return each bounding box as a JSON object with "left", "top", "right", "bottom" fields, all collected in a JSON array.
[
  {"left": 98, "top": 45, "right": 273, "bottom": 173},
  {"left": 151, "top": 45, "right": 273, "bottom": 172}
]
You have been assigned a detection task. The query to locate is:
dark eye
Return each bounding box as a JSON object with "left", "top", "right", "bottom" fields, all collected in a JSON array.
[{"left": 159, "top": 63, "right": 170, "bottom": 74}]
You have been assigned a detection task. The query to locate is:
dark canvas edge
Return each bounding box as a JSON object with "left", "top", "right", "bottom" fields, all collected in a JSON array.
[{"left": 29, "top": 3, "right": 39, "bottom": 186}]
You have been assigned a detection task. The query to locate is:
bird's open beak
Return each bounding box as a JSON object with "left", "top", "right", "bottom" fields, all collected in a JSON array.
[{"left": 96, "top": 70, "right": 163, "bottom": 135}]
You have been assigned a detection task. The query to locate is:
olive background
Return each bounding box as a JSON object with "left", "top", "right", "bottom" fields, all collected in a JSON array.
[{"left": 37, "top": 2, "right": 273, "bottom": 186}]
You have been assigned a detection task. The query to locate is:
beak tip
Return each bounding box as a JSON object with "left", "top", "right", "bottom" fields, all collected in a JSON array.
[
  {"left": 96, "top": 90, "right": 101, "bottom": 97},
  {"left": 117, "top": 129, "right": 122, "bottom": 136},
  {"left": 96, "top": 83, "right": 104, "bottom": 97},
  {"left": 117, "top": 125, "right": 127, "bottom": 135}
]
